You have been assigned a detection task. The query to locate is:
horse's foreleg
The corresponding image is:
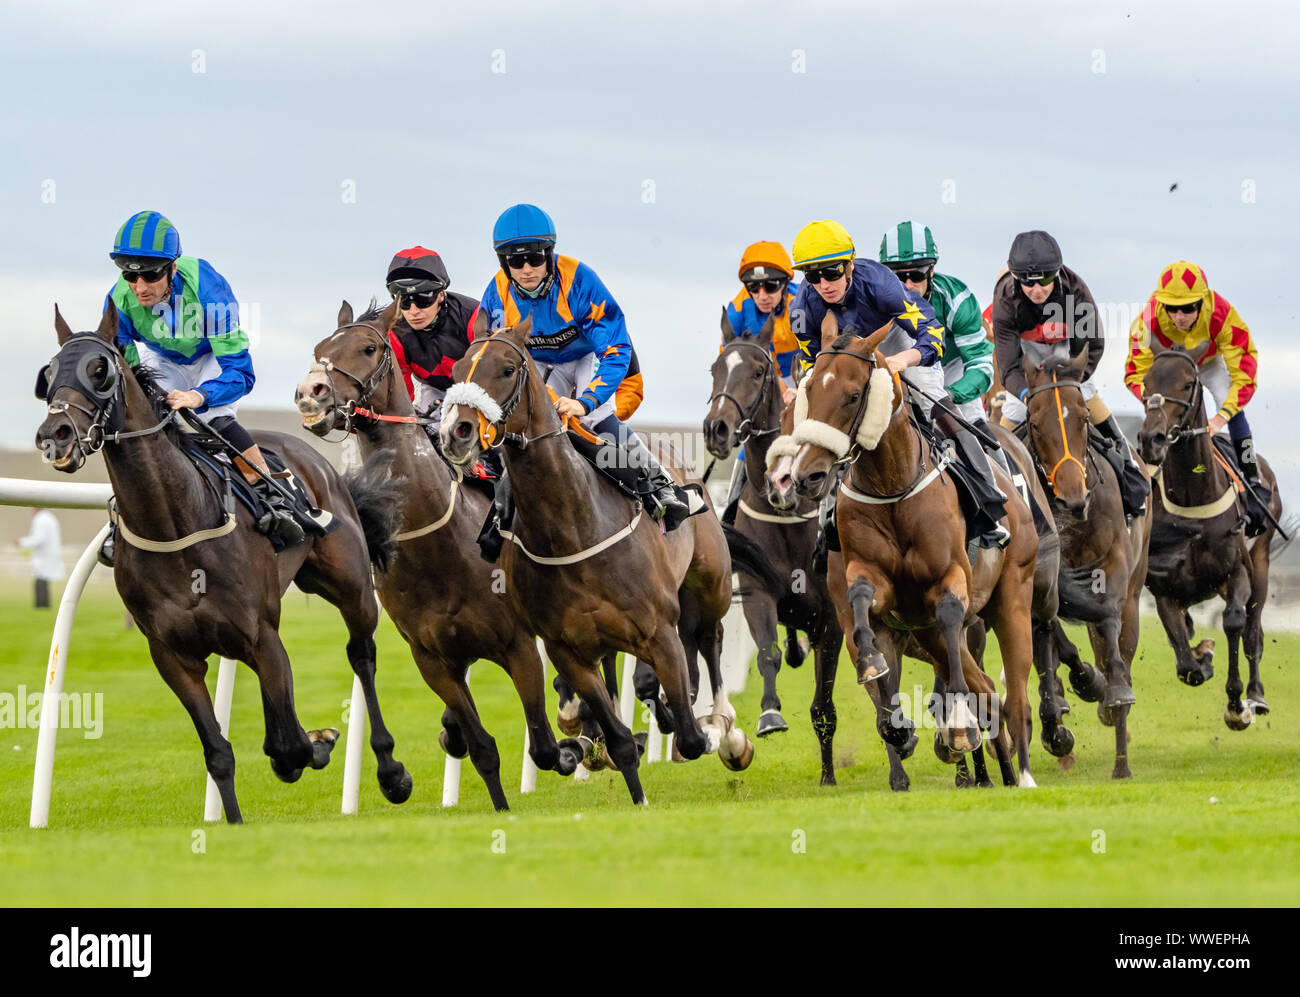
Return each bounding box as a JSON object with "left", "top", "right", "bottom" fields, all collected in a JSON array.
[
  {"left": 1155, "top": 593, "right": 1212, "bottom": 687},
  {"left": 343, "top": 626, "right": 412, "bottom": 805},
  {"left": 743, "top": 592, "right": 785, "bottom": 736},
  {"left": 501, "top": 639, "right": 580, "bottom": 776},
  {"left": 1034, "top": 619, "right": 1075, "bottom": 760},
  {"left": 551, "top": 646, "right": 647, "bottom": 805},
  {"left": 1221, "top": 564, "right": 1253, "bottom": 731},
  {"left": 1054, "top": 617, "right": 1107, "bottom": 702},
  {"left": 1245, "top": 544, "right": 1270, "bottom": 713},
  {"left": 933, "top": 582, "right": 980, "bottom": 754},
  {"left": 985, "top": 571, "right": 1038, "bottom": 787},
  {"left": 644, "top": 624, "right": 712, "bottom": 761},
  {"left": 245, "top": 626, "right": 322, "bottom": 781},
  {"left": 810, "top": 622, "right": 843, "bottom": 786},
  {"left": 846, "top": 572, "right": 891, "bottom": 683},
  {"left": 148, "top": 639, "right": 242, "bottom": 824},
  {"left": 416, "top": 652, "right": 508, "bottom": 810},
  {"left": 553, "top": 673, "right": 583, "bottom": 737}
]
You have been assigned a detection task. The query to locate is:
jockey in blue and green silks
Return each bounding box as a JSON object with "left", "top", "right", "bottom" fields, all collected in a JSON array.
[
  {"left": 102, "top": 211, "right": 302, "bottom": 557},
  {"left": 476, "top": 203, "right": 691, "bottom": 528}
]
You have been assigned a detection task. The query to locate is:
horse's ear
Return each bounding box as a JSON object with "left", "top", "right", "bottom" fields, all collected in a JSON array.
[
  {"left": 1021, "top": 338, "right": 1054, "bottom": 373},
  {"left": 1187, "top": 340, "right": 1212, "bottom": 365},
  {"left": 861, "top": 319, "right": 893, "bottom": 357},
  {"left": 819, "top": 310, "right": 839, "bottom": 349},
  {"left": 337, "top": 300, "right": 354, "bottom": 328},
  {"left": 95, "top": 299, "right": 117, "bottom": 345},
  {"left": 378, "top": 299, "right": 399, "bottom": 333},
  {"left": 756, "top": 312, "right": 775, "bottom": 349},
  {"left": 720, "top": 307, "right": 737, "bottom": 343},
  {"left": 506, "top": 314, "right": 533, "bottom": 345},
  {"left": 54, "top": 304, "right": 74, "bottom": 346},
  {"left": 471, "top": 307, "right": 490, "bottom": 341},
  {"left": 1065, "top": 345, "right": 1090, "bottom": 377}
]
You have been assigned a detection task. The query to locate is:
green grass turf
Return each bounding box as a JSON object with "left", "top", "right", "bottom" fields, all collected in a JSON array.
[{"left": 0, "top": 580, "right": 1296, "bottom": 906}]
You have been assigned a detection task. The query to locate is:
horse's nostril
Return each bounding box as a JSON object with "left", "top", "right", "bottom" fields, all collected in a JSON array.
[
  {"left": 312, "top": 382, "right": 328, "bottom": 398},
  {"left": 53, "top": 425, "right": 71, "bottom": 442},
  {"left": 454, "top": 420, "right": 472, "bottom": 441}
]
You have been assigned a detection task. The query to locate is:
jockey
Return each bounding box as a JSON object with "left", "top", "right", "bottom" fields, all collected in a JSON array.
[
  {"left": 1125, "top": 260, "right": 1269, "bottom": 534},
  {"left": 99, "top": 210, "right": 301, "bottom": 566},
  {"left": 790, "top": 219, "right": 1010, "bottom": 548},
  {"left": 878, "top": 220, "right": 1008, "bottom": 473},
  {"left": 479, "top": 203, "right": 691, "bottom": 527},
  {"left": 384, "top": 246, "right": 481, "bottom": 441},
  {"left": 992, "top": 230, "right": 1148, "bottom": 518},
  {"left": 719, "top": 240, "right": 801, "bottom": 527}
]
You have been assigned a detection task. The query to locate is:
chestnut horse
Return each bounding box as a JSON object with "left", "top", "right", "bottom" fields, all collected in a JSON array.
[
  {"left": 788, "top": 315, "right": 1039, "bottom": 787},
  {"left": 1019, "top": 341, "right": 1151, "bottom": 778},
  {"left": 440, "top": 314, "right": 749, "bottom": 804},
  {"left": 702, "top": 310, "right": 844, "bottom": 743},
  {"left": 295, "top": 301, "right": 583, "bottom": 811},
  {"left": 1136, "top": 342, "right": 1282, "bottom": 729},
  {"left": 36, "top": 305, "right": 410, "bottom": 822}
]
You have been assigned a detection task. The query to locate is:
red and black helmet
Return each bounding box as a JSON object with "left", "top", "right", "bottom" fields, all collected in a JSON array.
[{"left": 386, "top": 246, "right": 450, "bottom": 296}]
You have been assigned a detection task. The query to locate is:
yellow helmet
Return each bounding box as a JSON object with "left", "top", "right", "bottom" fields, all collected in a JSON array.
[
  {"left": 1154, "top": 260, "right": 1211, "bottom": 306},
  {"left": 792, "top": 220, "right": 855, "bottom": 270}
]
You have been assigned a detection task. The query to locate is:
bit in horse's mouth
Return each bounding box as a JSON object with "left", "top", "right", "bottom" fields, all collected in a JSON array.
[{"left": 300, "top": 407, "right": 331, "bottom": 428}]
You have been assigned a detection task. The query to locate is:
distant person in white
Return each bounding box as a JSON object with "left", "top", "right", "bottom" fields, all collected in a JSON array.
[{"left": 15, "top": 507, "right": 65, "bottom": 608}]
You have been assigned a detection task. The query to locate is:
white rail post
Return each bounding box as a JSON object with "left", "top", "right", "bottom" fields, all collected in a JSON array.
[
  {"left": 30, "top": 523, "right": 110, "bottom": 829},
  {"left": 340, "top": 673, "right": 367, "bottom": 815},
  {"left": 202, "top": 657, "right": 238, "bottom": 822},
  {"left": 521, "top": 644, "right": 545, "bottom": 794},
  {"left": 441, "top": 666, "right": 469, "bottom": 806}
]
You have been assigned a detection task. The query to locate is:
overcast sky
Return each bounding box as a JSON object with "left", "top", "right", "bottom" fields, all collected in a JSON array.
[{"left": 5, "top": 0, "right": 1299, "bottom": 496}]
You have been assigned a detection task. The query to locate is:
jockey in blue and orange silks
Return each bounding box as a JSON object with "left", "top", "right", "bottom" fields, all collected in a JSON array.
[{"left": 477, "top": 203, "right": 691, "bottom": 528}]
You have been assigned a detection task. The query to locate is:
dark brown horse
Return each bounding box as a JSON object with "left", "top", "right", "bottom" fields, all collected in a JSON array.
[
  {"left": 440, "top": 314, "right": 750, "bottom": 804},
  {"left": 1020, "top": 341, "right": 1151, "bottom": 778},
  {"left": 295, "top": 301, "right": 583, "bottom": 810},
  {"left": 35, "top": 304, "right": 410, "bottom": 822},
  {"left": 788, "top": 315, "right": 1039, "bottom": 787},
  {"left": 702, "top": 311, "right": 844, "bottom": 745},
  {"left": 1136, "top": 342, "right": 1283, "bottom": 729}
]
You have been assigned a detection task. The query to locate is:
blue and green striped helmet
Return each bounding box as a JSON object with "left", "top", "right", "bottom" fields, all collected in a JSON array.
[
  {"left": 879, "top": 220, "right": 938, "bottom": 266},
  {"left": 110, "top": 211, "right": 181, "bottom": 266}
]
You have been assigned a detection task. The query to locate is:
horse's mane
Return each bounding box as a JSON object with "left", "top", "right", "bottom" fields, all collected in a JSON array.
[
  {"left": 126, "top": 360, "right": 185, "bottom": 447},
  {"left": 356, "top": 298, "right": 385, "bottom": 325},
  {"left": 832, "top": 332, "right": 863, "bottom": 351}
]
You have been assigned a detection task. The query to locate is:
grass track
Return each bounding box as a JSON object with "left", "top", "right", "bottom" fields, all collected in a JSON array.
[{"left": 1, "top": 583, "right": 1296, "bottom": 906}]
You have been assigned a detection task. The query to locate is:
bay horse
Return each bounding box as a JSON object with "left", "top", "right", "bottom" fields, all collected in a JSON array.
[
  {"left": 702, "top": 310, "right": 844, "bottom": 742},
  {"left": 1019, "top": 341, "right": 1151, "bottom": 778},
  {"left": 295, "top": 301, "right": 583, "bottom": 811},
  {"left": 1136, "top": 341, "right": 1283, "bottom": 729},
  {"left": 439, "top": 313, "right": 749, "bottom": 804},
  {"left": 788, "top": 314, "right": 1039, "bottom": 788},
  {"left": 35, "top": 304, "right": 410, "bottom": 823}
]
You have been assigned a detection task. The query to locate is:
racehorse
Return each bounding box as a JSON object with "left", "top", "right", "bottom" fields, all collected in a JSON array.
[
  {"left": 36, "top": 304, "right": 410, "bottom": 822},
  {"left": 1019, "top": 342, "right": 1151, "bottom": 778},
  {"left": 1136, "top": 341, "right": 1283, "bottom": 730},
  {"left": 295, "top": 301, "right": 584, "bottom": 810},
  {"left": 702, "top": 310, "right": 843, "bottom": 742},
  {"left": 787, "top": 314, "right": 1039, "bottom": 788},
  {"left": 439, "top": 313, "right": 750, "bottom": 804}
]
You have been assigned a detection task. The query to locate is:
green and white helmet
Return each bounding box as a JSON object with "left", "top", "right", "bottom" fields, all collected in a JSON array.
[{"left": 879, "top": 220, "right": 938, "bottom": 266}]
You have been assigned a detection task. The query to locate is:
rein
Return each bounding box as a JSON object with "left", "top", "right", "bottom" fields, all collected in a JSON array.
[{"left": 1025, "top": 371, "right": 1087, "bottom": 495}]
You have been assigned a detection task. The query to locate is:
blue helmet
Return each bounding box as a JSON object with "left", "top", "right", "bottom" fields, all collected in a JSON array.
[
  {"left": 111, "top": 211, "right": 182, "bottom": 267},
  {"left": 492, "top": 204, "right": 556, "bottom": 252}
]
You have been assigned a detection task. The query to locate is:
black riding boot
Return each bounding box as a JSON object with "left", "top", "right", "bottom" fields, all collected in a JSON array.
[
  {"left": 476, "top": 469, "right": 512, "bottom": 562},
  {"left": 254, "top": 478, "right": 306, "bottom": 546},
  {"left": 1233, "top": 436, "right": 1271, "bottom": 537},
  {"left": 1094, "top": 414, "right": 1150, "bottom": 518},
  {"left": 567, "top": 430, "right": 696, "bottom": 530},
  {"left": 935, "top": 411, "right": 1010, "bottom": 549},
  {"left": 720, "top": 457, "right": 746, "bottom": 528},
  {"left": 974, "top": 418, "right": 1012, "bottom": 476}
]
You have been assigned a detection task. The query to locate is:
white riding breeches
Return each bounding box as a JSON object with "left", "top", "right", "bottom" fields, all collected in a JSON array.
[
  {"left": 136, "top": 341, "right": 240, "bottom": 421},
  {"left": 1001, "top": 374, "right": 1098, "bottom": 425},
  {"left": 544, "top": 354, "right": 616, "bottom": 427}
]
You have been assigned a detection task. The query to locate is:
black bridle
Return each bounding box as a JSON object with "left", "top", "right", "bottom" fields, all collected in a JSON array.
[
  {"left": 36, "top": 334, "right": 174, "bottom": 470},
  {"left": 1142, "top": 349, "right": 1207, "bottom": 450},
  {"left": 312, "top": 322, "right": 398, "bottom": 438},
  {"left": 461, "top": 333, "right": 565, "bottom": 450},
  {"left": 707, "top": 339, "right": 781, "bottom": 444}
]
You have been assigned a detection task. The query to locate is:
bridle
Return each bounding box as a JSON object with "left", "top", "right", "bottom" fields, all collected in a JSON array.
[
  {"left": 311, "top": 322, "right": 423, "bottom": 439},
  {"left": 455, "top": 333, "right": 566, "bottom": 451},
  {"left": 37, "top": 334, "right": 174, "bottom": 471},
  {"left": 707, "top": 339, "right": 781, "bottom": 444},
  {"left": 1142, "top": 349, "right": 1207, "bottom": 454},
  {"left": 814, "top": 345, "right": 901, "bottom": 468},
  {"left": 1025, "top": 370, "right": 1088, "bottom": 497}
]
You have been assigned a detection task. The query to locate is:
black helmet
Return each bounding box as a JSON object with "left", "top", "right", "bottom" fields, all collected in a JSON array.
[
  {"left": 1007, "top": 230, "right": 1063, "bottom": 281},
  {"left": 386, "top": 246, "right": 450, "bottom": 296}
]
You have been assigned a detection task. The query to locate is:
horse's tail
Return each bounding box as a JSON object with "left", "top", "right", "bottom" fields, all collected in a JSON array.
[
  {"left": 722, "top": 523, "right": 786, "bottom": 599},
  {"left": 344, "top": 449, "right": 403, "bottom": 574},
  {"left": 1270, "top": 511, "right": 1300, "bottom": 558}
]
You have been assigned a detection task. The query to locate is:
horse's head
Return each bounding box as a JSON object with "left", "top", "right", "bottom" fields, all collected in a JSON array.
[
  {"left": 441, "top": 312, "right": 543, "bottom": 470},
  {"left": 790, "top": 312, "right": 898, "bottom": 500},
  {"left": 703, "top": 310, "right": 778, "bottom": 459},
  {"left": 35, "top": 303, "right": 129, "bottom": 473},
  {"left": 1137, "top": 340, "right": 1210, "bottom": 466},
  {"left": 1022, "top": 340, "right": 1091, "bottom": 519},
  {"left": 297, "top": 299, "right": 400, "bottom": 436}
]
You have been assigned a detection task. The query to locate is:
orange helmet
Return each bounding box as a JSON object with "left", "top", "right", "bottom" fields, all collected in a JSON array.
[
  {"left": 738, "top": 241, "right": 794, "bottom": 282},
  {"left": 1154, "top": 260, "right": 1211, "bottom": 306}
]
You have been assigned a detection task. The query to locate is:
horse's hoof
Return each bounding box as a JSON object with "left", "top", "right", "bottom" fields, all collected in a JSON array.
[
  {"left": 273, "top": 762, "right": 304, "bottom": 784},
  {"left": 756, "top": 709, "right": 788, "bottom": 737},
  {"left": 438, "top": 727, "right": 469, "bottom": 759},
  {"left": 1112, "top": 764, "right": 1132, "bottom": 780},
  {"left": 719, "top": 733, "right": 754, "bottom": 771},
  {"left": 1044, "top": 723, "right": 1075, "bottom": 758},
  {"left": 1068, "top": 664, "right": 1106, "bottom": 703},
  {"left": 955, "top": 765, "right": 975, "bottom": 788},
  {"left": 896, "top": 731, "right": 918, "bottom": 760},
  {"left": 933, "top": 731, "right": 962, "bottom": 764},
  {"left": 948, "top": 727, "right": 981, "bottom": 754},
  {"left": 382, "top": 769, "right": 414, "bottom": 805},
  {"left": 820, "top": 770, "right": 837, "bottom": 787},
  {"left": 1247, "top": 694, "right": 1269, "bottom": 716},
  {"left": 1224, "top": 702, "right": 1254, "bottom": 731},
  {"left": 308, "top": 728, "right": 339, "bottom": 770},
  {"left": 555, "top": 738, "right": 583, "bottom": 776},
  {"left": 1102, "top": 682, "right": 1136, "bottom": 710},
  {"left": 1177, "top": 666, "right": 1203, "bottom": 687},
  {"left": 556, "top": 699, "right": 582, "bottom": 738},
  {"left": 857, "top": 651, "right": 889, "bottom": 684},
  {"left": 889, "top": 770, "right": 910, "bottom": 792},
  {"left": 1018, "top": 769, "right": 1038, "bottom": 788}
]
